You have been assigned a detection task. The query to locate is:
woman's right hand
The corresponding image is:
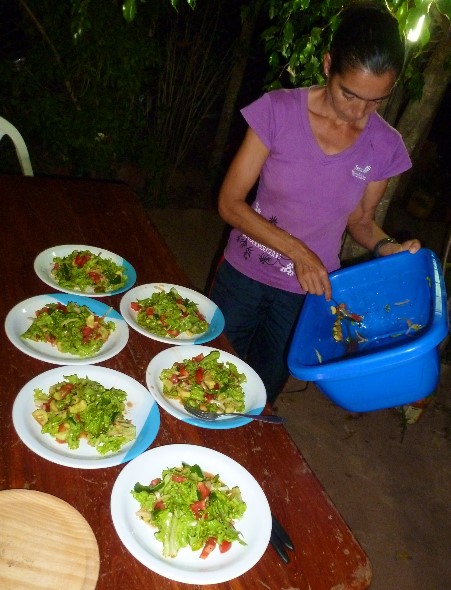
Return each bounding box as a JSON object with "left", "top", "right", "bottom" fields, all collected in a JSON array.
[{"left": 292, "top": 247, "right": 332, "bottom": 300}]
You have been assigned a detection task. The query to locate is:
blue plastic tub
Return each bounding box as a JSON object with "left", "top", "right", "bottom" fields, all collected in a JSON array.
[{"left": 287, "top": 249, "right": 449, "bottom": 412}]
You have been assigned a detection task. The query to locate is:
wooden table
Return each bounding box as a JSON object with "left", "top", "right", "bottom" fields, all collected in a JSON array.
[{"left": 0, "top": 174, "right": 372, "bottom": 589}]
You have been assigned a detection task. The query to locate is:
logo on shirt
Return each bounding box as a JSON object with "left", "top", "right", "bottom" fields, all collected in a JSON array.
[{"left": 351, "top": 164, "right": 371, "bottom": 180}]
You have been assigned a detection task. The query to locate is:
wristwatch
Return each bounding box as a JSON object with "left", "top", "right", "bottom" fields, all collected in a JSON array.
[{"left": 373, "top": 237, "right": 398, "bottom": 258}]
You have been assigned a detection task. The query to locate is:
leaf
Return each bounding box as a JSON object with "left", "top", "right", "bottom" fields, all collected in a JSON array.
[
  {"left": 310, "top": 27, "right": 322, "bottom": 44},
  {"left": 283, "top": 21, "right": 294, "bottom": 45},
  {"left": 418, "top": 22, "right": 431, "bottom": 48},
  {"left": 122, "top": 0, "right": 137, "bottom": 22},
  {"left": 395, "top": 1, "right": 409, "bottom": 28},
  {"left": 261, "top": 26, "right": 280, "bottom": 41},
  {"left": 436, "top": 0, "right": 451, "bottom": 19},
  {"left": 405, "top": 7, "right": 424, "bottom": 33},
  {"left": 268, "top": 52, "right": 280, "bottom": 67}
]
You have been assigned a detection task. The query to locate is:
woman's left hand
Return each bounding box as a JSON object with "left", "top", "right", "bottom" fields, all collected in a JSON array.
[
  {"left": 397, "top": 239, "right": 422, "bottom": 254},
  {"left": 376, "top": 238, "right": 421, "bottom": 257}
]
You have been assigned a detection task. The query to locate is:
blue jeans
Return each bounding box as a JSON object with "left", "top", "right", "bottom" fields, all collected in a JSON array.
[{"left": 210, "top": 260, "right": 305, "bottom": 404}]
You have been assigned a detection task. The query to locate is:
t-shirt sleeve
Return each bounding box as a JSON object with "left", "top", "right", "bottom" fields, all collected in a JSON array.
[
  {"left": 240, "top": 93, "right": 275, "bottom": 150},
  {"left": 372, "top": 121, "right": 412, "bottom": 181}
]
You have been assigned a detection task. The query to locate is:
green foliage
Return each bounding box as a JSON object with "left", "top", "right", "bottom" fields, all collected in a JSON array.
[
  {"left": 2, "top": 0, "right": 447, "bottom": 199},
  {"left": 261, "top": 0, "right": 343, "bottom": 88},
  {"left": 122, "top": 0, "right": 138, "bottom": 22},
  {"left": 2, "top": 0, "right": 162, "bottom": 178},
  {"left": 436, "top": 0, "right": 451, "bottom": 19},
  {"left": 1, "top": 0, "right": 230, "bottom": 203},
  {"left": 260, "top": 0, "right": 447, "bottom": 99},
  {"left": 119, "top": 0, "right": 197, "bottom": 20}
]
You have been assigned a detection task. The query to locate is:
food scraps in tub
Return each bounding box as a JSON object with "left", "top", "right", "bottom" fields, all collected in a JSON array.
[
  {"left": 354, "top": 330, "right": 368, "bottom": 344},
  {"left": 332, "top": 318, "right": 343, "bottom": 343},
  {"left": 405, "top": 319, "right": 423, "bottom": 334},
  {"left": 394, "top": 299, "right": 410, "bottom": 306},
  {"left": 330, "top": 302, "right": 364, "bottom": 324},
  {"left": 331, "top": 303, "right": 364, "bottom": 345}
]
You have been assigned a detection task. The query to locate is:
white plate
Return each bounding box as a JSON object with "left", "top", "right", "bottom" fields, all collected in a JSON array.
[
  {"left": 34, "top": 244, "right": 137, "bottom": 297},
  {"left": 111, "top": 444, "right": 271, "bottom": 584},
  {"left": 145, "top": 345, "right": 266, "bottom": 429},
  {"left": 12, "top": 365, "right": 160, "bottom": 468},
  {"left": 4, "top": 294, "right": 129, "bottom": 365},
  {"left": 120, "top": 283, "right": 224, "bottom": 345}
]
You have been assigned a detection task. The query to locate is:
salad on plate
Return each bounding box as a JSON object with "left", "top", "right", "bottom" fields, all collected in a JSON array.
[
  {"left": 160, "top": 350, "right": 246, "bottom": 414},
  {"left": 51, "top": 249, "right": 128, "bottom": 293},
  {"left": 32, "top": 374, "right": 136, "bottom": 454},
  {"left": 131, "top": 286, "right": 209, "bottom": 339},
  {"left": 21, "top": 300, "right": 116, "bottom": 357},
  {"left": 132, "top": 462, "right": 246, "bottom": 559}
]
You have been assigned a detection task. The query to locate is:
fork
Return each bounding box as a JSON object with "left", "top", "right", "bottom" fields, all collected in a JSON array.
[{"left": 184, "top": 405, "right": 286, "bottom": 423}]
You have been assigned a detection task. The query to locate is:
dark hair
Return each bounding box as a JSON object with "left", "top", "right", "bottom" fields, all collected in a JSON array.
[{"left": 329, "top": 2, "right": 405, "bottom": 79}]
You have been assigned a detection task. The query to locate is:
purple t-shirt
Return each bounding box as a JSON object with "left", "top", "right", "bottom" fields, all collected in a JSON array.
[{"left": 224, "top": 87, "right": 412, "bottom": 294}]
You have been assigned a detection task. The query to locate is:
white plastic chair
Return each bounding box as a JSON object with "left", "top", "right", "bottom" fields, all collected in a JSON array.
[{"left": 0, "top": 116, "right": 34, "bottom": 176}]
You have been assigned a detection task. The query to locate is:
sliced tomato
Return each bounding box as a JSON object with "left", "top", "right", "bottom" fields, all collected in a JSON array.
[
  {"left": 150, "top": 478, "right": 161, "bottom": 487},
  {"left": 166, "top": 329, "right": 180, "bottom": 337},
  {"left": 204, "top": 393, "right": 215, "bottom": 402},
  {"left": 81, "top": 326, "right": 94, "bottom": 342},
  {"left": 88, "top": 270, "right": 102, "bottom": 284},
  {"left": 178, "top": 366, "right": 189, "bottom": 378},
  {"left": 153, "top": 499, "right": 166, "bottom": 511},
  {"left": 200, "top": 537, "right": 216, "bottom": 559},
  {"left": 130, "top": 301, "right": 141, "bottom": 312},
  {"left": 192, "top": 353, "right": 204, "bottom": 362},
  {"left": 145, "top": 307, "right": 154, "bottom": 316},
  {"left": 169, "top": 374, "right": 179, "bottom": 384},
  {"left": 196, "top": 482, "right": 210, "bottom": 500},
  {"left": 190, "top": 499, "right": 206, "bottom": 519},
  {"left": 59, "top": 383, "right": 75, "bottom": 398},
  {"left": 171, "top": 474, "right": 187, "bottom": 483},
  {"left": 219, "top": 540, "right": 232, "bottom": 554},
  {"left": 349, "top": 313, "right": 364, "bottom": 322},
  {"left": 55, "top": 303, "right": 67, "bottom": 312},
  {"left": 195, "top": 367, "right": 205, "bottom": 384},
  {"left": 74, "top": 253, "right": 90, "bottom": 267}
]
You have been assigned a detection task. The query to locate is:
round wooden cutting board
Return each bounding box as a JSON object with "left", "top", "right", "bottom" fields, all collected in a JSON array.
[{"left": 0, "top": 489, "right": 100, "bottom": 590}]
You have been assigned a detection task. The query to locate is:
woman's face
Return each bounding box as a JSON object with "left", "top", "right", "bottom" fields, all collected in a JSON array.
[{"left": 324, "top": 55, "right": 397, "bottom": 123}]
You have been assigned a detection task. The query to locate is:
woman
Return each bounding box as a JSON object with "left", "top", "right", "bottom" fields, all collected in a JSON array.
[{"left": 210, "top": 2, "right": 421, "bottom": 404}]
